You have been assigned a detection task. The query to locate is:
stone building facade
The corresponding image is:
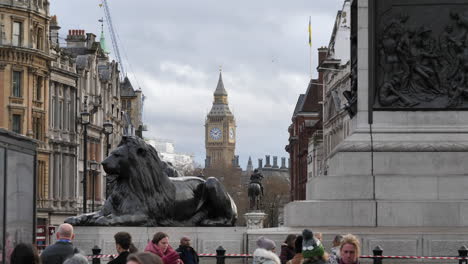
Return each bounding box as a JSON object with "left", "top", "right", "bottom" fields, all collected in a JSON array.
[
  {"left": 62, "top": 28, "right": 124, "bottom": 218},
  {"left": 285, "top": 48, "right": 326, "bottom": 201},
  {"left": 38, "top": 16, "right": 80, "bottom": 226},
  {"left": 120, "top": 76, "right": 143, "bottom": 137},
  {"left": 0, "top": 0, "right": 52, "bottom": 223},
  {"left": 306, "top": 0, "right": 351, "bottom": 198}
]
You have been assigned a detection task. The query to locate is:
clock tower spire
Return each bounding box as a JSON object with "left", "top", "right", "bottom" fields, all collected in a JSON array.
[{"left": 205, "top": 70, "right": 236, "bottom": 169}]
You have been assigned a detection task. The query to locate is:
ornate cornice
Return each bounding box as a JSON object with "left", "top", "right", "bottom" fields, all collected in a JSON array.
[{"left": 331, "top": 141, "right": 468, "bottom": 157}]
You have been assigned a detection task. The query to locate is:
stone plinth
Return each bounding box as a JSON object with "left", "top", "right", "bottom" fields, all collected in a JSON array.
[
  {"left": 244, "top": 211, "right": 267, "bottom": 229},
  {"left": 286, "top": 0, "right": 468, "bottom": 230},
  {"left": 246, "top": 227, "right": 468, "bottom": 257},
  {"left": 70, "top": 226, "right": 246, "bottom": 256}
]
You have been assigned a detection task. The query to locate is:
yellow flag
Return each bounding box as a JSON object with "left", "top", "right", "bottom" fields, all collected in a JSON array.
[{"left": 308, "top": 16, "right": 312, "bottom": 47}]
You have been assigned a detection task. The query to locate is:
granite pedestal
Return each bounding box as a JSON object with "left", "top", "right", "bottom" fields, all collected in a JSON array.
[{"left": 283, "top": 0, "right": 468, "bottom": 258}]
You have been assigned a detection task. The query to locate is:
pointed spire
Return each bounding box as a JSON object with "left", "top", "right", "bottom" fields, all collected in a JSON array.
[
  {"left": 246, "top": 156, "right": 253, "bottom": 171},
  {"left": 208, "top": 70, "right": 232, "bottom": 116},
  {"left": 99, "top": 18, "right": 109, "bottom": 54},
  {"left": 214, "top": 70, "right": 228, "bottom": 96}
]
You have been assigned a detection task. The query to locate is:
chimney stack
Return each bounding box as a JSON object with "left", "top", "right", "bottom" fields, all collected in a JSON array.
[
  {"left": 281, "top": 157, "right": 287, "bottom": 169},
  {"left": 66, "top": 29, "right": 87, "bottom": 48},
  {"left": 265, "top": 155, "right": 271, "bottom": 168},
  {"left": 273, "top": 156, "right": 278, "bottom": 168}
]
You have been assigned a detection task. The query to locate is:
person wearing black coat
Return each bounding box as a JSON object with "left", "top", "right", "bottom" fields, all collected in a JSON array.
[
  {"left": 279, "top": 234, "right": 297, "bottom": 264},
  {"left": 40, "top": 224, "right": 79, "bottom": 264},
  {"left": 176, "top": 237, "right": 199, "bottom": 264},
  {"left": 108, "top": 232, "right": 134, "bottom": 264}
]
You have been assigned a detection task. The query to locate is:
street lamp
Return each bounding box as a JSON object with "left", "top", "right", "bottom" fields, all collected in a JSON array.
[
  {"left": 89, "top": 161, "right": 99, "bottom": 212},
  {"left": 80, "top": 96, "right": 90, "bottom": 214},
  {"left": 103, "top": 121, "right": 113, "bottom": 157},
  {"left": 102, "top": 120, "right": 113, "bottom": 198}
]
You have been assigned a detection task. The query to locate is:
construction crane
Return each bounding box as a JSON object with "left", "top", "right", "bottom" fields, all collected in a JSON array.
[{"left": 100, "top": 0, "right": 126, "bottom": 78}]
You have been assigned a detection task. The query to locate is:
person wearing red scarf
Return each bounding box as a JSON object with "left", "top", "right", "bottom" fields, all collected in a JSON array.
[{"left": 145, "top": 232, "right": 182, "bottom": 264}]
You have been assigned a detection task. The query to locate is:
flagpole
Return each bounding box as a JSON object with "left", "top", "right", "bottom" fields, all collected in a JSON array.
[
  {"left": 310, "top": 38, "right": 312, "bottom": 79},
  {"left": 308, "top": 16, "right": 312, "bottom": 79}
]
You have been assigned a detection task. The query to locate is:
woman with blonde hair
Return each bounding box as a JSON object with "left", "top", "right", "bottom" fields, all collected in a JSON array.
[{"left": 338, "top": 234, "right": 360, "bottom": 264}]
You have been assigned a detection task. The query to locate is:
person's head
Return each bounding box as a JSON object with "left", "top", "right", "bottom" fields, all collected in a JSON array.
[
  {"left": 57, "top": 223, "right": 74, "bottom": 240},
  {"left": 332, "top": 235, "right": 343, "bottom": 247},
  {"left": 63, "top": 254, "right": 88, "bottom": 264},
  {"left": 180, "top": 236, "right": 191, "bottom": 247},
  {"left": 152, "top": 232, "right": 169, "bottom": 253},
  {"left": 256, "top": 236, "right": 276, "bottom": 252},
  {"left": 115, "top": 232, "right": 132, "bottom": 253},
  {"left": 339, "top": 234, "right": 360, "bottom": 264},
  {"left": 294, "top": 235, "right": 303, "bottom": 254},
  {"left": 284, "top": 234, "right": 297, "bottom": 248},
  {"left": 315, "top": 232, "right": 323, "bottom": 241},
  {"left": 302, "top": 229, "right": 325, "bottom": 260},
  {"left": 10, "top": 243, "right": 40, "bottom": 264},
  {"left": 127, "top": 252, "right": 163, "bottom": 264}
]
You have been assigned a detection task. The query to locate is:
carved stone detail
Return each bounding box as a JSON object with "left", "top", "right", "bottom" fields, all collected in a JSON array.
[
  {"left": 244, "top": 212, "right": 267, "bottom": 229},
  {"left": 373, "top": 1, "right": 468, "bottom": 109},
  {"left": 331, "top": 141, "right": 468, "bottom": 156}
]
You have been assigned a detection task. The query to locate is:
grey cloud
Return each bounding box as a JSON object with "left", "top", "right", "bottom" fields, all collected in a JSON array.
[{"left": 51, "top": 0, "right": 344, "bottom": 167}]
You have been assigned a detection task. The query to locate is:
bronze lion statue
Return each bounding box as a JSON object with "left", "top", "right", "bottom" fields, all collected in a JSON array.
[{"left": 65, "top": 136, "right": 237, "bottom": 226}]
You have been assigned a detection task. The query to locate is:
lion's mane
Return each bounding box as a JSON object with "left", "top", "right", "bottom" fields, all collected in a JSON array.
[{"left": 102, "top": 137, "right": 176, "bottom": 222}]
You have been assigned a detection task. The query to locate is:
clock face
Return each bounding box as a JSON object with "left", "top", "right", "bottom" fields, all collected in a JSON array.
[
  {"left": 229, "top": 128, "right": 234, "bottom": 139},
  {"left": 210, "top": 127, "right": 222, "bottom": 140}
]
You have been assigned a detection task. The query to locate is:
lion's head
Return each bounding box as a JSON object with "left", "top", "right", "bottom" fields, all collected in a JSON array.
[{"left": 101, "top": 136, "right": 175, "bottom": 217}]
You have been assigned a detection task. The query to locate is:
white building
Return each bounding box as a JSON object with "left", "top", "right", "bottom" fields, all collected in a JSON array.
[{"left": 146, "top": 139, "right": 195, "bottom": 174}]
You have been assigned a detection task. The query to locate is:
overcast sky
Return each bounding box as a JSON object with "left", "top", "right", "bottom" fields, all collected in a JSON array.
[{"left": 51, "top": 0, "right": 344, "bottom": 168}]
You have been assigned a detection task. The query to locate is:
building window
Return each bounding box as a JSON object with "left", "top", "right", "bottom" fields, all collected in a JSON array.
[
  {"left": 12, "top": 21, "right": 22, "bottom": 46},
  {"left": 12, "top": 114, "right": 21, "bottom": 133},
  {"left": 12, "top": 71, "right": 21, "bottom": 97},
  {"left": 66, "top": 102, "right": 70, "bottom": 131},
  {"left": 36, "top": 28, "right": 43, "bottom": 50},
  {"left": 37, "top": 160, "right": 47, "bottom": 202},
  {"left": 59, "top": 101, "right": 63, "bottom": 129},
  {"left": 36, "top": 76, "right": 42, "bottom": 101},
  {"left": 50, "top": 97, "right": 55, "bottom": 128},
  {"left": 86, "top": 172, "right": 101, "bottom": 201},
  {"left": 33, "top": 116, "right": 43, "bottom": 141}
]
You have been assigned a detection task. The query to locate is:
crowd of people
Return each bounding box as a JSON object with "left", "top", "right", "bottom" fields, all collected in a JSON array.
[
  {"left": 253, "top": 230, "right": 359, "bottom": 264},
  {"left": 5, "top": 224, "right": 361, "bottom": 264}
]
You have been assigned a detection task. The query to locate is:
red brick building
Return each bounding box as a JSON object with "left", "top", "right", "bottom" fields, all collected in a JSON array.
[{"left": 286, "top": 48, "right": 327, "bottom": 201}]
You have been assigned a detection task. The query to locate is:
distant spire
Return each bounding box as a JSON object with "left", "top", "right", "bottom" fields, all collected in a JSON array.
[
  {"left": 208, "top": 70, "right": 232, "bottom": 116},
  {"left": 214, "top": 71, "right": 228, "bottom": 96},
  {"left": 246, "top": 156, "right": 253, "bottom": 171},
  {"left": 99, "top": 18, "right": 109, "bottom": 54}
]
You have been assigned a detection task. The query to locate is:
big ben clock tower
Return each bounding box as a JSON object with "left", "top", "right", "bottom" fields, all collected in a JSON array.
[{"left": 205, "top": 71, "right": 236, "bottom": 169}]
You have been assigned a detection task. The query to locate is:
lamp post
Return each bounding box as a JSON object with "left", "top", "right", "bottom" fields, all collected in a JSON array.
[
  {"left": 103, "top": 121, "right": 113, "bottom": 157},
  {"left": 80, "top": 96, "right": 90, "bottom": 214},
  {"left": 102, "top": 120, "right": 113, "bottom": 198},
  {"left": 89, "top": 161, "right": 99, "bottom": 212}
]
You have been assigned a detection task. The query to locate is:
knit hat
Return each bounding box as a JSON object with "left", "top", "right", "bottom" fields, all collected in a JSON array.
[
  {"left": 302, "top": 229, "right": 324, "bottom": 259},
  {"left": 256, "top": 236, "right": 276, "bottom": 251}
]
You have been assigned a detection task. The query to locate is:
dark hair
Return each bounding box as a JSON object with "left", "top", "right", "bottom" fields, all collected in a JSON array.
[
  {"left": 127, "top": 252, "right": 163, "bottom": 264},
  {"left": 114, "top": 232, "right": 132, "bottom": 250},
  {"left": 129, "top": 242, "right": 138, "bottom": 253},
  {"left": 294, "top": 235, "right": 303, "bottom": 254},
  {"left": 152, "top": 232, "right": 168, "bottom": 244},
  {"left": 10, "top": 243, "right": 40, "bottom": 264},
  {"left": 333, "top": 235, "right": 343, "bottom": 246},
  {"left": 284, "top": 234, "right": 297, "bottom": 248}
]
